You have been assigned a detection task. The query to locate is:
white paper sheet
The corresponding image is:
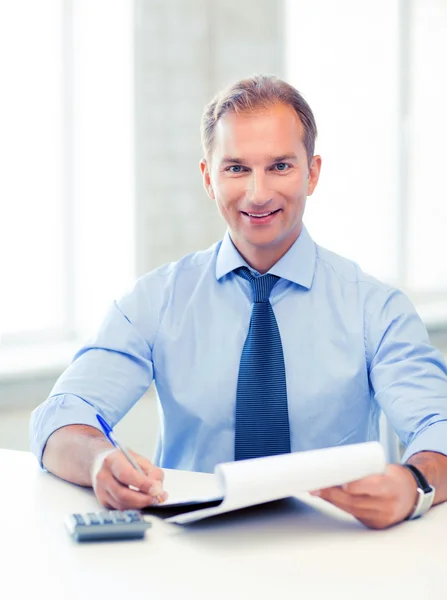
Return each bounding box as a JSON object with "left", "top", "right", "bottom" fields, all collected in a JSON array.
[{"left": 160, "top": 442, "right": 386, "bottom": 524}]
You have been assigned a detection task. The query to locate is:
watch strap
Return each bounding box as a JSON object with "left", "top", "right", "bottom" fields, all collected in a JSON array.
[
  {"left": 403, "top": 464, "right": 435, "bottom": 519},
  {"left": 403, "top": 464, "right": 432, "bottom": 493}
]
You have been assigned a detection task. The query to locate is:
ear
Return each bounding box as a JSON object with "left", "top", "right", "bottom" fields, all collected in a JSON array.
[
  {"left": 200, "top": 158, "right": 215, "bottom": 200},
  {"left": 306, "top": 155, "right": 322, "bottom": 196}
]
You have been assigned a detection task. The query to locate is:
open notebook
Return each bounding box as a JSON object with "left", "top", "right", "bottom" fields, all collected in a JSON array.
[{"left": 148, "top": 442, "right": 386, "bottom": 525}]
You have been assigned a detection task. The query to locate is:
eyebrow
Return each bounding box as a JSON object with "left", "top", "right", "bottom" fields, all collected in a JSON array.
[{"left": 219, "top": 153, "right": 299, "bottom": 165}]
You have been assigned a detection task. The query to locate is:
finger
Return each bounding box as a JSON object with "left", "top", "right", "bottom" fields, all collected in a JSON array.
[
  {"left": 342, "top": 474, "right": 390, "bottom": 497},
  {"left": 95, "top": 460, "right": 167, "bottom": 506},
  {"left": 104, "top": 452, "right": 164, "bottom": 494},
  {"left": 102, "top": 489, "right": 119, "bottom": 510},
  {"left": 311, "top": 487, "right": 394, "bottom": 529},
  {"left": 314, "top": 484, "right": 407, "bottom": 530},
  {"left": 129, "top": 450, "right": 165, "bottom": 482},
  {"left": 94, "top": 485, "right": 115, "bottom": 510},
  {"left": 96, "top": 481, "right": 168, "bottom": 512},
  {"left": 126, "top": 455, "right": 165, "bottom": 486},
  {"left": 105, "top": 475, "right": 166, "bottom": 510},
  {"left": 317, "top": 486, "right": 388, "bottom": 514}
]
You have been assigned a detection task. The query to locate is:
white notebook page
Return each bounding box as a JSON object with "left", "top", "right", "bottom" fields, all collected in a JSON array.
[{"left": 157, "top": 442, "right": 386, "bottom": 524}]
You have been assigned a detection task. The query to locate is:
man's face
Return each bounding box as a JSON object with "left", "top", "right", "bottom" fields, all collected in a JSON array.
[{"left": 201, "top": 102, "right": 321, "bottom": 269}]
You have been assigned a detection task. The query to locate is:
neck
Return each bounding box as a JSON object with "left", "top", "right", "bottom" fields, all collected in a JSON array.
[{"left": 231, "top": 229, "right": 302, "bottom": 274}]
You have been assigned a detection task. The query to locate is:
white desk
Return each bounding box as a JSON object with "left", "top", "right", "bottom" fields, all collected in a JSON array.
[{"left": 1, "top": 449, "right": 446, "bottom": 600}]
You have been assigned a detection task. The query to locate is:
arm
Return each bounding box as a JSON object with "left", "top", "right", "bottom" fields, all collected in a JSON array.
[
  {"left": 31, "top": 278, "right": 166, "bottom": 508},
  {"left": 42, "top": 424, "right": 166, "bottom": 509},
  {"left": 42, "top": 424, "right": 114, "bottom": 486},
  {"left": 31, "top": 301, "right": 153, "bottom": 465},
  {"left": 313, "top": 451, "right": 447, "bottom": 530},
  {"left": 30, "top": 289, "right": 157, "bottom": 467},
  {"left": 313, "top": 289, "right": 447, "bottom": 528}
]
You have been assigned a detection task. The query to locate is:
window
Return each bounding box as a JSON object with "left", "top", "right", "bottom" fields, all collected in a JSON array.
[
  {"left": 0, "top": 0, "right": 135, "bottom": 376},
  {"left": 0, "top": 1, "right": 66, "bottom": 340},
  {"left": 286, "top": 0, "right": 447, "bottom": 326}
]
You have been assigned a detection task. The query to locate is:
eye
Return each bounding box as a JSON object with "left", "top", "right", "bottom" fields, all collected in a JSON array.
[
  {"left": 273, "top": 162, "right": 290, "bottom": 172},
  {"left": 227, "top": 165, "right": 246, "bottom": 173}
]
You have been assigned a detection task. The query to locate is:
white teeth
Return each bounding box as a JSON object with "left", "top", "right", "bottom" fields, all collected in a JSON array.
[{"left": 247, "top": 212, "right": 273, "bottom": 218}]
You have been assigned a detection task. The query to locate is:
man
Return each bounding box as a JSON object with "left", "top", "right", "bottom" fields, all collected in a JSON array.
[{"left": 30, "top": 74, "right": 447, "bottom": 529}]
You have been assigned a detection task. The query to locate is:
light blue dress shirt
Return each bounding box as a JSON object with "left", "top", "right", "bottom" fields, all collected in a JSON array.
[{"left": 30, "top": 226, "right": 447, "bottom": 472}]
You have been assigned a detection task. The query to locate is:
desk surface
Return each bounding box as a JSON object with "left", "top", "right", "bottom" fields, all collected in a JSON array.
[{"left": 1, "top": 449, "right": 446, "bottom": 600}]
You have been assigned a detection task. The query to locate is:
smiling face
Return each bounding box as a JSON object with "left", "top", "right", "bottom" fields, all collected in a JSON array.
[{"left": 200, "top": 102, "right": 321, "bottom": 273}]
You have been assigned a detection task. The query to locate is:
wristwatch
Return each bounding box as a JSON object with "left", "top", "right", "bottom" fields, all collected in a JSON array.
[{"left": 403, "top": 464, "right": 436, "bottom": 520}]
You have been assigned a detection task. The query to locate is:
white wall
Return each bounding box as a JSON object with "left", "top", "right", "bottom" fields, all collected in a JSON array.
[{"left": 134, "top": 0, "right": 284, "bottom": 273}]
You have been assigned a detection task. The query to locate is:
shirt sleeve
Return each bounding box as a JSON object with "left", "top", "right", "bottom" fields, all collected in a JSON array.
[
  {"left": 30, "top": 291, "right": 155, "bottom": 467},
  {"left": 366, "top": 288, "right": 447, "bottom": 462}
]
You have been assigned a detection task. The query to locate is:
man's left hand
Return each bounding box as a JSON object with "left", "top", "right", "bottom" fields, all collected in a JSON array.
[{"left": 311, "top": 464, "right": 419, "bottom": 529}]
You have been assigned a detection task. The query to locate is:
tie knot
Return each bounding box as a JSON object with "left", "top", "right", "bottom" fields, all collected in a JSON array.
[{"left": 236, "top": 266, "right": 279, "bottom": 302}]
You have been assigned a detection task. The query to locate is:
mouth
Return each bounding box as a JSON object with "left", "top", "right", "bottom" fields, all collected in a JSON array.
[{"left": 241, "top": 208, "right": 281, "bottom": 224}]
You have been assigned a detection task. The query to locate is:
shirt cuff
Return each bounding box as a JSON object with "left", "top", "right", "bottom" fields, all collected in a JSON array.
[
  {"left": 29, "top": 393, "right": 102, "bottom": 468},
  {"left": 401, "top": 421, "right": 447, "bottom": 463}
]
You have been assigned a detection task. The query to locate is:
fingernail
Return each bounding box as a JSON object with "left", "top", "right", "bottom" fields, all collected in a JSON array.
[
  {"left": 310, "top": 490, "right": 321, "bottom": 497},
  {"left": 151, "top": 497, "right": 159, "bottom": 506}
]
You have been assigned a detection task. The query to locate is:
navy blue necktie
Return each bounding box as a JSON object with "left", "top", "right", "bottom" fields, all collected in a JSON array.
[{"left": 234, "top": 267, "right": 291, "bottom": 460}]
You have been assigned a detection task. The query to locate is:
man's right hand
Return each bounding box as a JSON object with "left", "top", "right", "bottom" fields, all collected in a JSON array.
[{"left": 91, "top": 448, "right": 168, "bottom": 510}]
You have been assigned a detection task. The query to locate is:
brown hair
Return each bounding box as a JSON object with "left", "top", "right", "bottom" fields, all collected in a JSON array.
[{"left": 201, "top": 74, "right": 317, "bottom": 168}]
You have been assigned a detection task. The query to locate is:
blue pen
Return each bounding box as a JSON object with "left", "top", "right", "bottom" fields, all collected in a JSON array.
[{"left": 96, "top": 413, "right": 146, "bottom": 477}]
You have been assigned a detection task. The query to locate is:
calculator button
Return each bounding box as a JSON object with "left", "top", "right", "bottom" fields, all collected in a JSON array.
[
  {"left": 129, "top": 514, "right": 142, "bottom": 522},
  {"left": 112, "top": 511, "right": 127, "bottom": 523},
  {"left": 73, "top": 514, "right": 86, "bottom": 526},
  {"left": 125, "top": 511, "right": 141, "bottom": 522},
  {"left": 86, "top": 513, "right": 101, "bottom": 525},
  {"left": 100, "top": 512, "right": 114, "bottom": 525}
]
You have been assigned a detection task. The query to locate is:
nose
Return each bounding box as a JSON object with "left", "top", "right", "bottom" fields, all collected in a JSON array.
[{"left": 245, "top": 169, "right": 272, "bottom": 206}]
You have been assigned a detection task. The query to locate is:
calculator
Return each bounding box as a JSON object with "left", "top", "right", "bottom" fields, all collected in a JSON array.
[{"left": 65, "top": 510, "right": 152, "bottom": 542}]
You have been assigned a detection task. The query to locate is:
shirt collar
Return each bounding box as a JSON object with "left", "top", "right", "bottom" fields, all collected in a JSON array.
[{"left": 215, "top": 225, "right": 316, "bottom": 289}]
